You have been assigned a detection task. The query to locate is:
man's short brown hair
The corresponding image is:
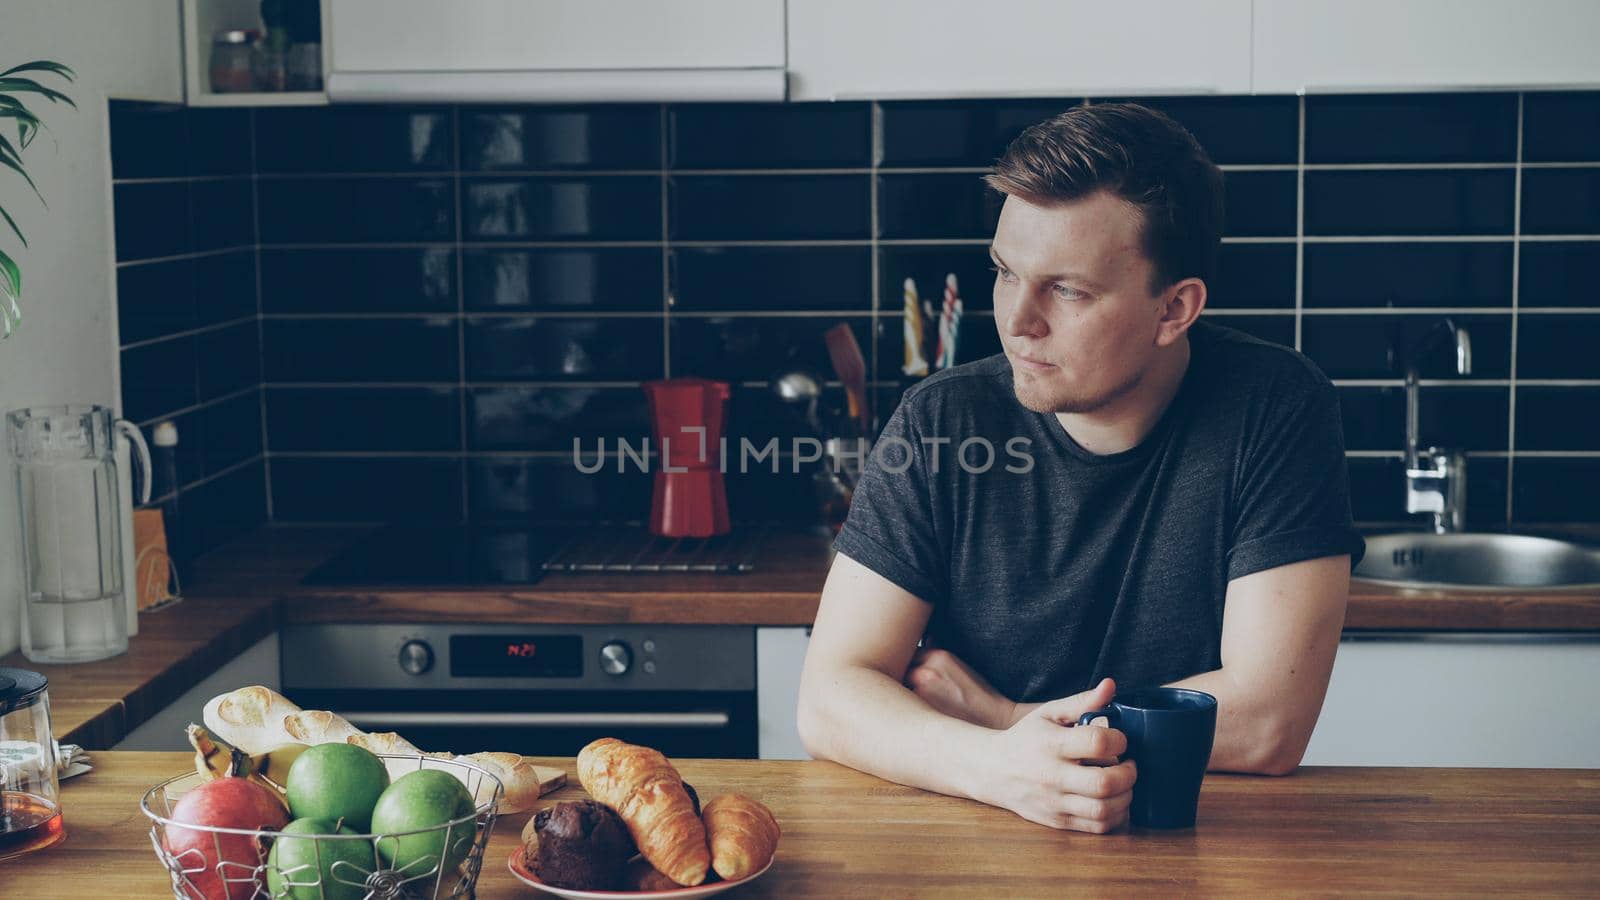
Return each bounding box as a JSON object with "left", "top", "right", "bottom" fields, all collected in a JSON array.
[{"left": 984, "top": 102, "right": 1225, "bottom": 294}]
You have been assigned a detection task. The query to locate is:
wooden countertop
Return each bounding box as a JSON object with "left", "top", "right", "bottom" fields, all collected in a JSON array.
[
  {"left": 6, "top": 752, "right": 1597, "bottom": 897},
  {"left": 7, "top": 523, "right": 1597, "bottom": 750}
]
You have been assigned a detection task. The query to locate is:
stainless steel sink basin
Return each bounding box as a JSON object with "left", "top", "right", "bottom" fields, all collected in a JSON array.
[{"left": 1354, "top": 533, "right": 1600, "bottom": 589}]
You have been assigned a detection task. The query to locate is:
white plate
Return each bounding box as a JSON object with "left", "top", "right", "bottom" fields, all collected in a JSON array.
[{"left": 507, "top": 846, "right": 775, "bottom": 898}]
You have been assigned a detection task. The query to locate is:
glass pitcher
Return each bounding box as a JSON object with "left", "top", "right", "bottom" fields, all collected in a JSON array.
[
  {"left": 6, "top": 405, "right": 150, "bottom": 664},
  {"left": 0, "top": 667, "right": 64, "bottom": 859}
]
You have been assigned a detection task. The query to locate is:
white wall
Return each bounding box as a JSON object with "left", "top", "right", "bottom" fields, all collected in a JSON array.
[{"left": 0, "top": 0, "right": 183, "bottom": 656}]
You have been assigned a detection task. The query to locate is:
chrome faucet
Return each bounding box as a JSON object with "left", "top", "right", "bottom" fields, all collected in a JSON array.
[{"left": 1403, "top": 319, "right": 1472, "bottom": 533}]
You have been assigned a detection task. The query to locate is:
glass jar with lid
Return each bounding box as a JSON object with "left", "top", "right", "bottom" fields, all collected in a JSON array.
[
  {"left": 0, "top": 668, "right": 64, "bottom": 860},
  {"left": 209, "top": 29, "right": 258, "bottom": 93}
]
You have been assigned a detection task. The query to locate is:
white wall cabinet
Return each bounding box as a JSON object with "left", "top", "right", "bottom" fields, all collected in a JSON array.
[
  {"left": 327, "top": 0, "right": 785, "bottom": 102},
  {"left": 1253, "top": 0, "right": 1600, "bottom": 93},
  {"left": 787, "top": 0, "right": 1253, "bottom": 101},
  {"left": 1303, "top": 635, "right": 1600, "bottom": 768},
  {"left": 757, "top": 627, "right": 812, "bottom": 761}
]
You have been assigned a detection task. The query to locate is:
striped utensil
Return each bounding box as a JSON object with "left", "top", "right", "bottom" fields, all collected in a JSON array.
[
  {"left": 902, "top": 277, "right": 929, "bottom": 376},
  {"left": 935, "top": 273, "right": 964, "bottom": 369}
]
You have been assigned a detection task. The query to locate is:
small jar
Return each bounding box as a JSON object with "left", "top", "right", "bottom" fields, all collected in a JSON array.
[
  {"left": 208, "top": 30, "right": 257, "bottom": 93},
  {"left": 252, "top": 40, "right": 288, "bottom": 92},
  {"left": 286, "top": 42, "right": 322, "bottom": 91}
]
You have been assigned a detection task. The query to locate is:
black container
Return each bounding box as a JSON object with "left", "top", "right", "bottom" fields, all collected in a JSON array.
[{"left": 1079, "top": 687, "right": 1218, "bottom": 829}]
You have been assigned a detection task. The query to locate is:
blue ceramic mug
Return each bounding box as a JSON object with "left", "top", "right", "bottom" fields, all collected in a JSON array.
[{"left": 1078, "top": 687, "right": 1218, "bottom": 829}]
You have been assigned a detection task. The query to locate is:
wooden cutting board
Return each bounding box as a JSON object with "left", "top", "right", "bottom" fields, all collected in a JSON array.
[{"left": 533, "top": 764, "right": 566, "bottom": 796}]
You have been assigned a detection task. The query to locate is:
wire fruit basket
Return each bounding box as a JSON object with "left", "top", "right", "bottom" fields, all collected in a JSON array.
[{"left": 140, "top": 754, "right": 503, "bottom": 900}]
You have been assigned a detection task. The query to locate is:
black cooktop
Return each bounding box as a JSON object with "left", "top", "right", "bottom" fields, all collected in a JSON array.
[
  {"left": 301, "top": 524, "right": 567, "bottom": 586},
  {"left": 300, "top": 523, "right": 766, "bottom": 586}
]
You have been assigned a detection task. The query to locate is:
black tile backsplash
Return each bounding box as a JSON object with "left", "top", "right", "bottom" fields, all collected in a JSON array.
[
  {"left": 1519, "top": 241, "right": 1600, "bottom": 307},
  {"left": 670, "top": 103, "right": 871, "bottom": 169},
  {"left": 1301, "top": 313, "right": 1511, "bottom": 380},
  {"left": 1522, "top": 92, "right": 1600, "bottom": 162},
  {"left": 111, "top": 94, "right": 1600, "bottom": 529},
  {"left": 255, "top": 108, "right": 453, "bottom": 172},
  {"left": 675, "top": 246, "right": 871, "bottom": 311},
  {"left": 1304, "top": 170, "right": 1515, "bottom": 235},
  {"left": 1303, "top": 243, "right": 1514, "bottom": 308},
  {"left": 673, "top": 175, "right": 869, "bottom": 240},
  {"left": 264, "top": 317, "right": 459, "bottom": 383},
  {"left": 110, "top": 101, "right": 268, "bottom": 559},
  {"left": 1305, "top": 94, "right": 1518, "bottom": 163},
  {"left": 464, "top": 176, "right": 661, "bottom": 241},
  {"left": 258, "top": 177, "right": 454, "bottom": 243},
  {"left": 465, "top": 317, "right": 664, "bottom": 381},
  {"left": 261, "top": 248, "right": 456, "bottom": 314},
  {"left": 267, "top": 387, "right": 461, "bottom": 452},
  {"left": 1521, "top": 169, "right": 1600, "bottom": 234},
  {"left": 463, "top": 106, "right": 661, "bottom": 171},
  {"left": 1221, "top": 171, "right": 1298, "bottom": 237}
]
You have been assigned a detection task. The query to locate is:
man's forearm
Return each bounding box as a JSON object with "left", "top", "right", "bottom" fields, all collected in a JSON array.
[
  {"left": 798, "top": 663, "right": 999, "bottom": 803},
  {"left": 996, "top": 670, "right": 1300, "bottom": 774},
  {"left": 1166, "top": 667, "right": 1304, "bottom": 775}
]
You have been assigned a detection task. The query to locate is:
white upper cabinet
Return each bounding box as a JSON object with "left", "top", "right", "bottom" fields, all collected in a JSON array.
[
  {"left": 1254, "top": 0, "right": 1600, "bottom": 93},
  {"left": 327, "top": 0, "right": 786, "bottom": 102},
  {"left": 787, "top": 0, "right": 1253, "bottom": 101}
]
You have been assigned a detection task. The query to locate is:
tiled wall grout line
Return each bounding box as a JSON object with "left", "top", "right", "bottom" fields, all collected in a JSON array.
[
  {"left": 135, "top": 383, "right": 262, "bottom": 430},
  {"left": 114, "top": 244, "right": 255, "bottom": 268},
  {"left": 661, "top": 104, "right": 673, "bottom": 379},
  {"left": 1294, "top": 95, "right": 1306, "bottom": 351},
  {"left": 249, "top": 107, "right": 274, "bottom": 520},
  {"left": 120, "top": 313, "right": 259, "bottom": 351},
  {"left": 869, "top": 99, "right": 883, "bottom": 420},
  {"left": 453, "top": 106, "right": 470, "bottom": 521},
  {"left": 1506, "top": 93, "right": 1525, "bottom": 526}
]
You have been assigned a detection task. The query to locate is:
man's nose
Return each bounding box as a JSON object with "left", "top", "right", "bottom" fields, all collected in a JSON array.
[{"left": 1001, "top": 289, "right": 1049, "bottom": 339}]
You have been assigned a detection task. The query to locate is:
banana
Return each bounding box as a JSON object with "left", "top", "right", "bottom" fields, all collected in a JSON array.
[{"left": 186, "top": 723, "right": 307, "bottom": 796}]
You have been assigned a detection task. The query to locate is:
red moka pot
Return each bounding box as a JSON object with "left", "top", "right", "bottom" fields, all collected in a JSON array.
[{"left": 642, "top": 377, "right": 731, "bottom": 537}]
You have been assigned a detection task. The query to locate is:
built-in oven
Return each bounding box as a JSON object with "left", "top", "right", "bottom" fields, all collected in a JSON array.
[{"left": 280, "top": 624, "right": 756, "bottom": 758}]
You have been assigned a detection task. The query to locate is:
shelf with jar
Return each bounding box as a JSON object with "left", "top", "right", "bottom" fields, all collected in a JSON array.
[{"left": 183, "top": 0, "right": 328, "bottom": 106}]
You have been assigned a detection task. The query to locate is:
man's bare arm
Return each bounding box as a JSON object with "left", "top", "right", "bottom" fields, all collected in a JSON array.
[
  {"left": 1164, "top": 554, "right": 1349, "bottom": 775},
  {"left": 798, "top": 551, "right": 1137, "bottom": 832}
]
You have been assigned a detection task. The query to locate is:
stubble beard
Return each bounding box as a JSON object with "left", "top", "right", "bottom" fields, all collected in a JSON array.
[{"left": 1012, "top": 364, "right": 1146, "bottom": 416}]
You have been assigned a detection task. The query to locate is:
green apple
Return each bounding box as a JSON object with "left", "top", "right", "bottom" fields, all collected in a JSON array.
[
  {"left": 284, "top": 743, "right": 390, "bottom": 832},
  {"left": 267, "top": 817, "right": 373, "bottom": 900},
  {"left": 370, "top": 769, "right": 478, "bottom": 877}
]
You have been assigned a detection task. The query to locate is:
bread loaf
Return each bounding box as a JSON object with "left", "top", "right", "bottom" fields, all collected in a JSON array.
[{"left": 202, "top": 686, "right": 563, "bottom": 813}]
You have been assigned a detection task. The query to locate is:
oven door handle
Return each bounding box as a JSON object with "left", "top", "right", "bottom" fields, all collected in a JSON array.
[{"left": 340, "top": 711, "right": 732, "bottom": 729}]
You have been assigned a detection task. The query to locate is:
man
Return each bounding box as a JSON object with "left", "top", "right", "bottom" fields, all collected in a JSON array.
[{"left": 796, "top": 103, "right": 1365, "bottom": 834}]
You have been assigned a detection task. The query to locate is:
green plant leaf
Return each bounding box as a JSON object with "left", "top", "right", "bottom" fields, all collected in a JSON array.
[
  {"left": 0, "top": 104, "right": 42, "bottom": 148},
  {"left": 0, "top": 246, "right": 18, "bottom": 298},
  {"left": 0, "top": 60, "right": 76, "bottom": 81},
  {"left": 0, "top": 201, "right": 25, "bottom": 246},
  {"left": 0, "top": 77, "right": 76, "bottom": 108},
  {"left": 0, "top": 133, "right": 44, "bottom": 205}
]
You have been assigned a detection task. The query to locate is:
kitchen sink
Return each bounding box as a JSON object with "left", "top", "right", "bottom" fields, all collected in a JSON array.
[{"left": 1354, "top": 533, "right": 1600, "bottom": 589}]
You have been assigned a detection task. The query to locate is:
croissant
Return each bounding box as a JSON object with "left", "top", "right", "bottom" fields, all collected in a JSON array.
[
  {"left": 576, "top": 738, "right": 710, "bottom": 886},
  {"left": 702, "top": 793, "right": 780, "bottom": 880}
]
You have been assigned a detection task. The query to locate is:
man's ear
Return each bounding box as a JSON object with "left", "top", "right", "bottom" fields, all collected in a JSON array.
[{"left": 1155, "top": 277, "right": 1207, "bottom": 347}]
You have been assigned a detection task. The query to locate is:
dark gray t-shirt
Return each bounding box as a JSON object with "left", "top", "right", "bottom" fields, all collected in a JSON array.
[{"left": 831, "top": 320, "right": 1365, "bottom": 703}]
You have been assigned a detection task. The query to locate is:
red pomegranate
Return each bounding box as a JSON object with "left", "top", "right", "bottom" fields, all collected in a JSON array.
[{"left": 164, "top": 776, "right": 289, "bottom": 899}]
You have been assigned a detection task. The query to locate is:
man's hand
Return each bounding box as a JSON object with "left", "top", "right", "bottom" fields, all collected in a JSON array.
[
  {"left": 905, "top": 646, "right": 1019, "bottom": 730},
  {"left": 975, "top": 677, "right": 1137, "bottom": 833}
]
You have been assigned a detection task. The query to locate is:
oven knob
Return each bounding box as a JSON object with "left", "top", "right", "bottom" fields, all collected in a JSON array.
[
  {"left": 399, "top": 640, "right": 434, "bottom": 676},
  {"left": 599, "top": 641, "right": 632, "bottom": 676}
]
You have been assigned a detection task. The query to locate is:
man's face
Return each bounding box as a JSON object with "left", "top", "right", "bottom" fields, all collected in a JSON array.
[{"left": 989, "top": 190, "right": 1169, "bottom": 415}]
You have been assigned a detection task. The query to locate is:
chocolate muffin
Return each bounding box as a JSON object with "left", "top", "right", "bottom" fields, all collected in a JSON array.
[
  {"left": 529, "top": 800, "right": 636, "bottom": 890},
  {"left": 683, "top": 780, "right": 700, "bottom": 816}
]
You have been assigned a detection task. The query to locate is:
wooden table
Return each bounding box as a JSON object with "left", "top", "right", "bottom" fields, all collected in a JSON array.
[{"left": 6, "top": 752, "right": 1597, "bottom": 897}]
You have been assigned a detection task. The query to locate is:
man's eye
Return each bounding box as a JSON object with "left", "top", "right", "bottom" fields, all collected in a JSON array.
[
  {"left": 1053, "top": 284, "right": 1083, "bottom": 300},
  {"left": 989, "top": 265, "right": 1016, "bottom": 283}
]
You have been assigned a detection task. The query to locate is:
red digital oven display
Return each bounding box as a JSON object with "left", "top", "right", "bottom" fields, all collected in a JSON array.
[{"left": 450, "top": 635, "right": 583, "bottom": 677}]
